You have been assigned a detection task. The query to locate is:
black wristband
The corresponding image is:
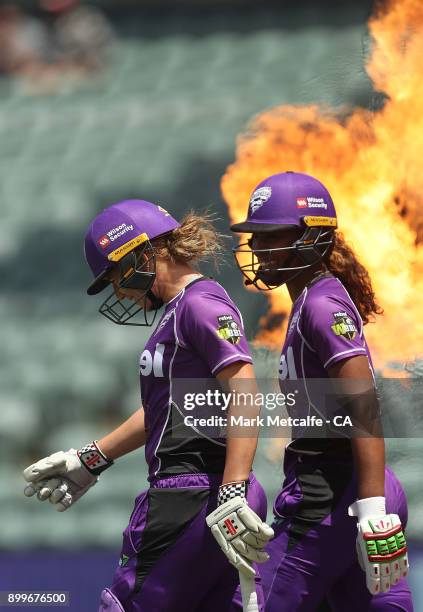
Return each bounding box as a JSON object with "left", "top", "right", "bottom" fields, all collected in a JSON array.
[
  {"left": 218, "top": 480, "right": 249, "bottom": 506},
  {"left": 77, "top": 440, "right": 114, "bottom": 476}
]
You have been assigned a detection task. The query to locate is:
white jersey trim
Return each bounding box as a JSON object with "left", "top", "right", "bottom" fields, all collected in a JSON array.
[
  {"left": 153, "top": 290, "right": 185, "bottom": 477},
  {"left": 323, "top": 347, "right": 368, "bottom": 369},
  {"left": 334, "top": 277, "right": 364, "bottom": 338},
  {"left": 171, "top": 400, "right": 226, "bottom": 448},
  {"left": 296, "top": 288, "right": 316, "bottom": 353},
  {"left": 220, "top": 284, "right": 247, "bottom": 331},
  {"left": 211, "top": 353, "right": 253, "bottom": 375},
  {"left": 163, "top": 274, "right": 203, "bottom": 307},
  {"left": 154, "top": 308, "right": 183, "bottom": 476},
  {"left": 153, "top": 284, "right": 234, "bottom": 475},
  {"left": 300, "top": 336, "right": 325, "bottom": 420}
]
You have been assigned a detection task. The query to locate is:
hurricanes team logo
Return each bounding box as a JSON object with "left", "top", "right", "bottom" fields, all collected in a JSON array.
[
  {"left": 249, "top": 186, "right": 272, "bottom": 214},
  {"left": 216, "top": 315, "right": 242, "bottom": 344},
  {"left": 330, "top": 311, "right": 357, "bottom": 340},
  {"left": 158, "top": 205, "right": 170, "bottom": 216}
]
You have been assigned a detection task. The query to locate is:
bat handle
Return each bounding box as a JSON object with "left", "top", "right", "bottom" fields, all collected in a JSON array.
[{"left": 239, "top": 571, "right": 259, "bottom": 612}]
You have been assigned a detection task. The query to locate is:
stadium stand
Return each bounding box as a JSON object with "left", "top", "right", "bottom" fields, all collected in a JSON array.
[{"left": 1, "top": 2, "right": 421, "bottom": 554}]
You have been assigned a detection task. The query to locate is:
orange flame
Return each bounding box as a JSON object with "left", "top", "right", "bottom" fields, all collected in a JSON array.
[{"left": 222, "top": 0, "right": 423, "bottom": 369}]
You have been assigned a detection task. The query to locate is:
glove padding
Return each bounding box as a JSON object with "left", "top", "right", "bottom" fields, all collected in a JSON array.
[
  {"left": 354, "top": 513, "right": 409, "bottom": 594},
  {"left": 23, "top": 449, "right": 97, "bottom": 512},
  {"left": 206, "top": 496, "right": 274, "bottom": 577}
]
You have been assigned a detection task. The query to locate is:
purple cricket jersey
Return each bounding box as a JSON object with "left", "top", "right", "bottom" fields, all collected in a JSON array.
[
  {"left": 278, "top": 272, "right": 375, "bottom": 447},
  {"left": 243, "top": 275, "right": 413, "bottom": 612},
  {"left": 279, "top": 272, "right": 374, "bottom": 381},
  {"left": 139, "top": 276, "right": 253, "bottom": 481}
]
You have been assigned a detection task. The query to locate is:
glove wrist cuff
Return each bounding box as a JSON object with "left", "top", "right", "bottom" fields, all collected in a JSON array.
[
  {"left": 348, "top": 496, "right": 386, "bottom": 520},
  {"left": 218, "top": 480, "right": 249, "bottom": 506},
  {"left": 77, "top": 440, "right": 114, "bottom": 476}
]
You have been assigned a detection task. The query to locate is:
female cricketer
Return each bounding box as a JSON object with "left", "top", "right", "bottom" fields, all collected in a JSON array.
[
  {"left": 22, "top": 199, "right": 273, "bottom": 611},
  {"left": 231, "top": 172, "right": 412, "bottom": 611}
]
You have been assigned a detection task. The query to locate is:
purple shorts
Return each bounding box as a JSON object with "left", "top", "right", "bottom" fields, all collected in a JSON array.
[
  {"left": 100, "top": 472, "right": 267, "bottom": 611},
  {"left": 257, "top": 447, "right": 413, "bottom": 611}
]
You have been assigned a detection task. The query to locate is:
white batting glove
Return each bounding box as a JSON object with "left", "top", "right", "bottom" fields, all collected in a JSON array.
[
  {"left": 348, "top": 496, "right": 409, "bottom": 595},
  {"left": 206, "top": 481, "right": 274, "bottom": 577},
  {"left": 23, "top": 441, "right": 113, "bottom": 512}
]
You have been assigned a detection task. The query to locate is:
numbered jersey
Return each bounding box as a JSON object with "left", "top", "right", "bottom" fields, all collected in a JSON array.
[
  {"left": 140, "top": 277, "right": 252, "bottom": 481},
  {"left": 278, "top": 273, "right": 375, "bottom": 452},
  {"left": 279, "top": 273, "right": 373, "bottom": 381}
]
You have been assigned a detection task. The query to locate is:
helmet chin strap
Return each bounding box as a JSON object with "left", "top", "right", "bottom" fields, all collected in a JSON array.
[
  {"left": 250, "top": 227, "right": 333, "bottom": 290},
  {"left": 251, "top": 251, "right": 302, "bottom": 289},
  {"left": 146, "top": 289, "right": 164, "bottom": 311}
]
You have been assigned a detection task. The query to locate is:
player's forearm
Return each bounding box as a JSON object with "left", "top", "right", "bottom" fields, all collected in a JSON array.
[
  {"left": 351, "top": 436, "right": 385, "bottom": 499},
  {"left": 97, "top": 407, "right": 146, "bottom": 461},
  {"left": 222, "top": 433, "right": 258, "bottom": 484},
  {"left": 328, "top": 356, "right": 385, "bottom": 499},
  {"left": 216, "top": 361, "right": 259, "bottom": 484}
]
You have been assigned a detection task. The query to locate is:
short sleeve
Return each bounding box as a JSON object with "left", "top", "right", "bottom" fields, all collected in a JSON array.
[
  {"left": 301, "top": 295, "right": 368, "bottom": 369},
  {"left": 178, "top": 293, "right": 253, "bottom": 376}
]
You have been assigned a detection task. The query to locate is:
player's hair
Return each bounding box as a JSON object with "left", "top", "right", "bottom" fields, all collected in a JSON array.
[
  {"left": 326, "top": 231, "right": 383, "bottom": 324},
  {"left": 151, "top": 210, "right": 223, "bottom": 267}
]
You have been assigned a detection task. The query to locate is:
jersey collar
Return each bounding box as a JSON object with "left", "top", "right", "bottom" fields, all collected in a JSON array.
[{"left": 163, "top": 275, "right": 209, "bottom": 307}]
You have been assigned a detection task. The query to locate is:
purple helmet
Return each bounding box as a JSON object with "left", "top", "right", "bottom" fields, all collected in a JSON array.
[
  {"left": 230, "top": 172, "right": 337, "bottom": 290},
  {"left": 231, "top": 171, "right": 337, "bottom": 233},
  {"left": 84, "top": 199, "right": 180, "bottom": 296}
]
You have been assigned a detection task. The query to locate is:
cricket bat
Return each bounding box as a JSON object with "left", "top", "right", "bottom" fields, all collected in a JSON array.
[{"left": 239, "top": 571, "right": 259, "bottom": 612}]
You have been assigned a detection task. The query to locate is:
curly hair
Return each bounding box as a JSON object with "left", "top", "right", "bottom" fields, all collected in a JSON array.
[
  {"left": 326, "top": 231, "right": 383, "bottom": 324},
  {"left": 151, "top": 210, "right": 224, "bottom": 268}
]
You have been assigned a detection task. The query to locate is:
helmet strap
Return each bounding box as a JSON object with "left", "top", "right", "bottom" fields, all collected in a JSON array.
[{"left": 146, "top": 289, "right": 164, "bottom": 311}]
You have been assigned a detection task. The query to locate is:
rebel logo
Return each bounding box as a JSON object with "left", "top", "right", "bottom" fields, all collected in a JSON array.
[
  {"left": 296, "top": 198, "right": 308, "bottom": 208},
  {"left": 98, "top": 235, "right": 111, "bottom": 249}
]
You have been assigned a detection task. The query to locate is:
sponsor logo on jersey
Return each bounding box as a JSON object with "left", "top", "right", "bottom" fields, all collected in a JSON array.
[
  {"left": 296, "top": 196, "right": 328, "bottom": 209},
  {"left": 331, "top": 311, "right": 357, "bottom": 340},
  {"left": 249, "top": 186, "right": 272, "bottom": 214},
  {"left": 288, "top": 311, "right": 300, "bottom": 334},
  {"left": 216, "top": 314, "right": 242, "bottom": 344},
  {"left": 154, "top": 309, "right": 175, "bottom": 334}
]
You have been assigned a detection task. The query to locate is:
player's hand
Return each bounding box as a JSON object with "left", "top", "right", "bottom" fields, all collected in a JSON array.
[
  {"left": 349, "top": 497, "right": 409, "bottom": 594},
  {"left": 23, "top": 449, "right": 97, "bottom": 511},
  {"left": 206, "top": 494, "right": 274, "bottom": 577},
  {"left": 23, "top": 441, "right": 113, "bottom": 512}
]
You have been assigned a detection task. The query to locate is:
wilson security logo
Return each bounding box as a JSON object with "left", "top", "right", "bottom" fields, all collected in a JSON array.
[
  {"left": 97, "top": 223, "right": 134, "bottom": 249},
  {"left": 296, "top": 196, "right": 328, "bottom": 209},
  {"left": 98, "top": 235, "right": 111, "bottom": 249}
]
